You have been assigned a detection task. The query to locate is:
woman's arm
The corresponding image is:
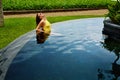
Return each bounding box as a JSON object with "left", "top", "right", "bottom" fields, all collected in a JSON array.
[{"left": 36, "top": 20, "right": 44, "bottom": 33}]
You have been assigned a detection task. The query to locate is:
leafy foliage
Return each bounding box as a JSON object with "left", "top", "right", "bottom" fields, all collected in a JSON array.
[
  {"left": 3, "top": 0, "right": 111, "bottom": 10},
  {"left": 107, "top": 0, "right": 120, "bottom": 24}
]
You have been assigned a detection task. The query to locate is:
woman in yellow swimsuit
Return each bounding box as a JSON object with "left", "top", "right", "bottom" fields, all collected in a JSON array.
[{"left": 36, "top": 13, "right": 51, "bottom": 43}]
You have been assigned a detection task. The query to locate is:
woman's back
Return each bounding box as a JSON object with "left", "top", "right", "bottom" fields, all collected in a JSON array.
[{"left": 43, "top": 20, "right": 51, "bottom": 34}]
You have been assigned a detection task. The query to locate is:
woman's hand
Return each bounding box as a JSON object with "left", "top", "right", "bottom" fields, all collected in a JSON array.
[{"left": 36, "top": 29, "right": 44, "bottom": 34}]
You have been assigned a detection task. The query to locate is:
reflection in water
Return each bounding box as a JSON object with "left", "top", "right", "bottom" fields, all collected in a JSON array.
[
  {"left": 100, "top": 36, "right": 120, "bottom": 80},
  {"left": 98, "top": 68, "right": 105, "bottom": 80},
  {"left": 112, "top": 57, "right": 120, "bottom": 80},
  {"left": 36, "top": 32, "right": 50, "bottom": 44}
]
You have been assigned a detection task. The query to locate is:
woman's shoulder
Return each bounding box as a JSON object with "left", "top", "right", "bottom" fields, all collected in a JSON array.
[{"left": 40, "top": 19, "right": 45, "bottom": 24}]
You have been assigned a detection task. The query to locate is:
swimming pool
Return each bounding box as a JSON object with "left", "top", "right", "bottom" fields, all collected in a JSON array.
[{"left": 1, "top": 18, "right": 120, "bottom": 80}]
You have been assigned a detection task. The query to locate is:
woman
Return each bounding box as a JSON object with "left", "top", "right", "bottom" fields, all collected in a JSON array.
[
  {"left": 36, "top": 13, "right": 51, "bottom": 43},
  {"left": 36, "top": 13, "right": 51, "bottom": 34}
]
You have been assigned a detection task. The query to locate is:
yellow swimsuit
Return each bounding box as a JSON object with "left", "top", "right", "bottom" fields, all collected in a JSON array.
[{"left": 43, "top": 20, "right": 51, "bottom": 34}]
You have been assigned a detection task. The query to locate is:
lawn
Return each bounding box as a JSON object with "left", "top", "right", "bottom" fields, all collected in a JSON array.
[{"left": 0, "top": 15, "right": 104, "bottom": 49}]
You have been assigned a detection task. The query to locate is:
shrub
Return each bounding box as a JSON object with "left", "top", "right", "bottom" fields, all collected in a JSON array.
[
  {"left": 3, "top": 0, "right": 111, "bottom": 10},
  {"left": 107, "top": 0, "right": 120, "bottom": 24}
]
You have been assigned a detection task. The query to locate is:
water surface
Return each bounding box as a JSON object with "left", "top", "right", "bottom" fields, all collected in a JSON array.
[{"left": 5, "top": 18, "right": 120, "bottom": 80}]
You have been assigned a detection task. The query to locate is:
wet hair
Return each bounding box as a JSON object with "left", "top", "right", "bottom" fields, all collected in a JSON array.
[{"left": 36, "top": 13, "right": 41, "bottom": 26}]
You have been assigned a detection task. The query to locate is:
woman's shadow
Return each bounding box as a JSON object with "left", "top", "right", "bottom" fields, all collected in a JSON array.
[{"left": 100, "top": 37, "right": 120, "bottom": 80}]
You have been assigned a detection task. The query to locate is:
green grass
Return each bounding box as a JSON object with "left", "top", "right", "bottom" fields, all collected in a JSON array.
[
  {"left": 0, "top": 15, "right": 104, "bottom": 49},
  {"left": 0, "top": 17, "right": 35, "bottom": 49},
  {"left": 47, "top": 15, "right": 104, "bottom": 23},
  {"left": 3, "top": 0, "right": 111, "bottom": 10}
]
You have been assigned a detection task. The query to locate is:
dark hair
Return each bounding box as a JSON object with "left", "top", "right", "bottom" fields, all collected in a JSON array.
[{"left": 36, "top": 13, "right": 41, "bottom": 26}]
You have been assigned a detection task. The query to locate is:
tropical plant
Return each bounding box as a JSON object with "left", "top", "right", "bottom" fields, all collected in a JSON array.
[{"left": 107, "top": 0, "right": 120, "bottom": 24}]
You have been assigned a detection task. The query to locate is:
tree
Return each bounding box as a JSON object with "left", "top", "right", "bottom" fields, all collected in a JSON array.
[{"left": 0, "top": 0, "right": 4, "bottom": 27}]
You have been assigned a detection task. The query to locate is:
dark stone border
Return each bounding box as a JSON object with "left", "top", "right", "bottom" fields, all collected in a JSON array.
[
  {"left": 3, "top": 8, "right": 106, "bottom": 15},
  {"left": 102, "top": 19, "right": 120, "bottom": 40}
]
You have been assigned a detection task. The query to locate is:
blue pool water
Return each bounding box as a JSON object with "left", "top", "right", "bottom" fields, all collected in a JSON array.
[{"left": 4, "top": 18, "right": 120, "bottom": 80}]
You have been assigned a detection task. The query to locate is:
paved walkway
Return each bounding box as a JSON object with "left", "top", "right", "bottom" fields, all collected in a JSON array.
[{"left": 4, "top": 9, "right": 108, "bottom": 18}]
